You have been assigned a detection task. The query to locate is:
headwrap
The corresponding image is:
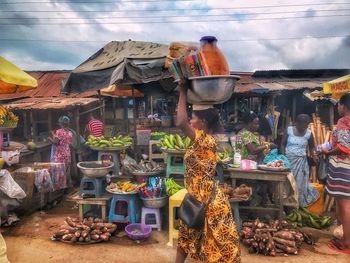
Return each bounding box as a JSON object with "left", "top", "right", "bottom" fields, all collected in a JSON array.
[{"left": 59, "top": 116, "right": 70, "bottom": 123}]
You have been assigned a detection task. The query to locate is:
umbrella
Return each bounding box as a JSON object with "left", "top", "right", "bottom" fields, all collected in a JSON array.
[
  {"left": 323, "top": 74, "right": 350, "bottom": 99},
  {"left": 0, "top": 56, "right": 38, "bottom": 94}
]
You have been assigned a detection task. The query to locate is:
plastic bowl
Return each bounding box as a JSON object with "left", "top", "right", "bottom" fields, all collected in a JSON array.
[
  {"left": 140, "top": 196, "right": 168, "bottom": 209},
  {"left": 77, "top": 161, "right": 114, "bottom": 178},
  {"left": 187, "top": 75, "right": 240, "bottom": 105},
  {"left": 125, "top": 223, "right": 152, "bottom": 240}
]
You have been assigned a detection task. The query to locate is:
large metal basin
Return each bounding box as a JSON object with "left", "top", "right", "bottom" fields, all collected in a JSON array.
[
  {"left": 187, "top": 75, "right": 240, "bottom": 105},
  {"left": 77, "top": 161, "right": 114, "bottom": 178}
]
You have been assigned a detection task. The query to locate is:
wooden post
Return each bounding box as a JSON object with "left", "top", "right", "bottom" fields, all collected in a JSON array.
[
  {"left": 132, "top": 87, "right": 137, "bottom": 150},
  {"left": 23, "top": 111, "right": 29, "bottom": 140},
  {"left": 292, "top": 95, "right": 297, "bottom": 122},
  {"left": 30, "top": 110, "right": 36, "bottom": 141},
  {"left": 112, "top": 97, "right": 117, "bottom": 119},
  {"left": 234, "top": 97, "right": 238, "bottom": 123},
  {"left": 329, "top": 104, "right": 334, "bottom": 128},
  {"left": 75, "top": 107, "right": 82, "bottom": 162},
  {"left": 48, "top": 111, "right": 53, "bottom": 134},
  {"left": 123, "top": 99, "right": 129, "bottom": 133}
]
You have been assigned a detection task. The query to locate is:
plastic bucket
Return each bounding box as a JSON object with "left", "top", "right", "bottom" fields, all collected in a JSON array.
[{"left": 307, "top": 182, "right": 325, "bottom": 215}]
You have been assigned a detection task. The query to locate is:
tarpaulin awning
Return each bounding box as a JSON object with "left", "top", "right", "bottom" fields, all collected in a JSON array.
[
  {"left": 100, "top": 84, "right": 143, "bottom": 97},
  {"left": 323, "top": 74, "right": 350, "bottom": 94},
  {"left": 62, "top": 40, "right": 172, "bottom": 93},
  {"left": 0, "top": 56, "right": 38, "bottom": 94}
]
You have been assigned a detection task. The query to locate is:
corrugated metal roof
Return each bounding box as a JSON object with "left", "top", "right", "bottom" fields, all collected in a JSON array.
[
  {"left": 234, "top": 78, "right": 330, "bottom": 94},
  {"left": 0, "top": 70, "right": 98, "bottom": 101},
  {"left": 6, "top": 97, "right": 99, "bottom": 110}
]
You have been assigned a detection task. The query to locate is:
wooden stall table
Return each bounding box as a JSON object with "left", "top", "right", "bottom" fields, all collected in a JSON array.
[
  {"left": 67, "top": 192, "right": 112, "bottom": 221},
  {"left": 224, "top": 167, "right": 289, "bottom": 219}
]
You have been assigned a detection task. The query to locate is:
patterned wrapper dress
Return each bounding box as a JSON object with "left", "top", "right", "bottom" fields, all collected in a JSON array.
[
  {"left": 177, "top": 130, "right": 241, "bottom": 263},
  {"left": 325, "top": 115, "right": 350, "bottom": 199}
]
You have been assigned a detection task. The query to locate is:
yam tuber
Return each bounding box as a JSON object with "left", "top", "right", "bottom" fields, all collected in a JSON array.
[
  {"left": 275, "top": 243, "right": 298, "bottom": 255},
  {"left": 273, "top": 237, "right": 296, "bottom": 248},
  {"left": 273, "top": 231, "right": 295, "bottom": 241}
]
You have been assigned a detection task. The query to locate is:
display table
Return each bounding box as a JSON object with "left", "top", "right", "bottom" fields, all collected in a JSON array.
[
  {"left": 224, "top": 168, "right": 289, "bottom": 219},
  {"left": 67, "top": 192, "right": 112, "bottom": 221}
]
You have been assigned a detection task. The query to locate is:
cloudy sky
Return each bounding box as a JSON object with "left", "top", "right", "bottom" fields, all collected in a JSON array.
[{"left": 0, "top": 0, "right": 349, "bottom": 71}]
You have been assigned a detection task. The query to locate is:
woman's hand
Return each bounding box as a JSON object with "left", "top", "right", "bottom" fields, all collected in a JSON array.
[
  {"left": 269, "top": 143, "right": 277, "bottom": 149},
  {"left": 178, "top": 78, "right": 189, "bottom": 93}
]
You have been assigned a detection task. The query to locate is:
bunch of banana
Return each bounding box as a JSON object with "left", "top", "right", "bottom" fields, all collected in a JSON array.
[
  {"left": 286, "top": 208, "right": 332, "bottom": 229},
  {"left": 117, "top": 181, "right": 140, "bottom": 192},
  {"left": 216, "top": 149, "right": 234, "bottom": 163},
  {"left": 0, "top": 105, "right": 19, "bottom": 128},
  {"left": 159, "top": 134, "right": 191, "bottom": 151},
  {"left": 165, "top": 178, "right": 183, "bottom": 196},
  {"left": 85, "top": 135, "right": 133, "bottom": 148}
]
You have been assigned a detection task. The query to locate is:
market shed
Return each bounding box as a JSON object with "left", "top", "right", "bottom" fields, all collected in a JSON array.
[{"left": 232, "top": 69, "right": 350, "bottom": 125}]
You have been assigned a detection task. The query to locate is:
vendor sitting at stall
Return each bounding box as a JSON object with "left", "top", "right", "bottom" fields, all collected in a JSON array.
[
  {"left": 236, "top": 111, "right": 277, "bottom": 162},
  {"left": 86, "top": 113, "right": 104, "bottom": 138},
  {"left": 235, "top": 111, "right": 277, "bottom": 207}
]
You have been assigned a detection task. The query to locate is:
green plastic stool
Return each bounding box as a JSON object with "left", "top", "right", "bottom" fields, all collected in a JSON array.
[{"left": 166, "top": 153, "right": 185, "bottom": 180}]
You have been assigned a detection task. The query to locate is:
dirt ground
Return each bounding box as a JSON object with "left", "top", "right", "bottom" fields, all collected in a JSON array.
[{"left": 2, "top": 199, "right": 349, "bottom": 263}]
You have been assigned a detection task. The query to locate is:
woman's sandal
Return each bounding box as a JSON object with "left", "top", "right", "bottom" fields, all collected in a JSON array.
[{"left": 328, "top": 238, "right": 350, "bottom": 255}]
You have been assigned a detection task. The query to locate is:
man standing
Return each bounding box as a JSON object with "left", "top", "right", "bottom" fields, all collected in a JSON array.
[{"left": 86, "top": 113, "right": 104, "bottom": 138}]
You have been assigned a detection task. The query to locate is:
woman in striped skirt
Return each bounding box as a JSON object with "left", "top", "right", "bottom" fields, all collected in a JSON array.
[{"left": 323, "top": 94, "right": 350, "bottom": 254}]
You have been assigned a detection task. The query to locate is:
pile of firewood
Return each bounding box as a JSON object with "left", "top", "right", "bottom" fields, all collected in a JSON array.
[{"left": 240, "top": 219, "right": 314, "bottom": 256}]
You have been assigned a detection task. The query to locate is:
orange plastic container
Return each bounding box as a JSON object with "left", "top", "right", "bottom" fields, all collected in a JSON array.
[
  {"left": 307, "top": 182, "right": 325, "bottom": 215},
  {"left": 199, "top": 36, "right": 230, "bottom": 76}
]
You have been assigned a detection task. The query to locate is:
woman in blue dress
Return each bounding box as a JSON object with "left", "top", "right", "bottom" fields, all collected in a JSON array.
[{"left": 281, "top": 114, "right": 319, "bottom": 207}]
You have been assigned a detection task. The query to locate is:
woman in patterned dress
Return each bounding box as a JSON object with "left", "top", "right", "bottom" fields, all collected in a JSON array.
[
  {"left": 49, "top": 116, "right": 73, "bottom": 187},
  {"left": 175, "top": 80, "right": 241, "bottom": 263},
  {"left": 322, "top": 94, "right": 350, "bottom": 254}
]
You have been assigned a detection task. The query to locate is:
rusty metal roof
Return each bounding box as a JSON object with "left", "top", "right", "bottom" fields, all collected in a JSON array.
[
  {"left": 0, "top": 70, "right": 98, "bottom": 101},
  {"left": 234, "top": 78, "right": 331, "bottom": 94},
  {"left": 6, "top": 97, "right": 99, "bottom": 110}
]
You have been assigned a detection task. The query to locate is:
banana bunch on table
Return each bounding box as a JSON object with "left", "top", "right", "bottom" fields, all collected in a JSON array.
[
  {"left": 0, "top": 105, "right": 19, "bottom": 128},
  {"left": 85, "top": 135, "right": 133, "bottom": 148}
]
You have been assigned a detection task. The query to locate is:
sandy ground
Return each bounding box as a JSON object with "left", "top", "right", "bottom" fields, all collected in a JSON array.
[{"left": 2, "top": 200, "right": 350, "bottom": 263}]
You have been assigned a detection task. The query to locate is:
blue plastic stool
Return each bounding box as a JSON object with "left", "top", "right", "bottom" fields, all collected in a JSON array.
[
  {"left": 79, "top": 176, "right": 106, "bottom": 198},
  {"left": 230, "top": 201, "right": 242, "bottom": 233},
  {"left": 97, "top": 151, "right": 121, "bottom": 175},
  {"left": 108, "top": 193, "right": 140, "bottom": 224}
]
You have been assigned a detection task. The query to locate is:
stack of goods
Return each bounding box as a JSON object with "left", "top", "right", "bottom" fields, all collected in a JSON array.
[
  {"left": 169, "top": 52, "right": 210, "bottom": 80},
  {"left": 286, "top": 208, "right": 332, "bottom": 229},
  {"left": 168, "top": 36, "right": 229, "bottom": 80},
  {"left": 52, "top": 217, "right": 117, "bottom": 244},
  {"left": 159, "top": 134, "right": 191, "bottom": 151},
  {"left": 165, "top": 42, "right": 198, "bottom": 68},
  {"left": 106, "top": 181, "right": 142, "bottom": 194},
  {"left": 124, "top": 160, "right": 165, "bottom": 175},
  {"left": 165, "top": 178, "right": 183, "bottom": 196},
  {"left": 309, "top": 114, "right": 332, "bottom": 148},
  {"left": 0, "top": 105, "right": 19, "bottom": 128},
  {"left": 85, "top": 135, "right": 133, "bottom": 149},
  {"left": 240, "top": 219, "right": 314, "bottom": 256},
  {"left": 139, "top": 177, "right": 167, "bottom": 199},
  {"left": 222, "top": 183, "right": 252, "bottom": 201}
]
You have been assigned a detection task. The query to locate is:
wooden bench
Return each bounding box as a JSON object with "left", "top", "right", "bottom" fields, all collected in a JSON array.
[{"left": 67, "top": 192, "right": 112, "bottom": 221}]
